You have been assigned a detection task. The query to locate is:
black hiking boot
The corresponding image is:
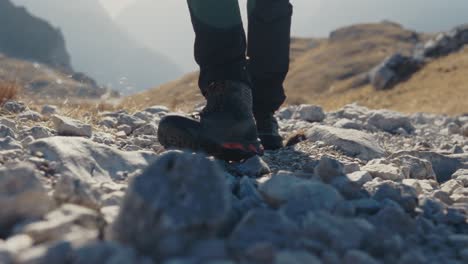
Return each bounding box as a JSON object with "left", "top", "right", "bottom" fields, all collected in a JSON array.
[
  {"left": 255, "top": 112, "right": 284, "bottom": 150},
  {"left": 158, "top": 81, "right": 263, "bottom": 161}
]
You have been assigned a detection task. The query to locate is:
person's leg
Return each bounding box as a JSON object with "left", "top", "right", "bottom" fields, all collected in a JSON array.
[
  {"left": 247, "top": 0, "right": 292, "bottom": 115},
  {"left": 247, "top": 0, "right": 293, "bottom": 150},
  {"left": 187, "top": 0, "right": 250, "bottom": 90},
  {"left": 157, "top": 0, "right": 263, "bottom": 161}
]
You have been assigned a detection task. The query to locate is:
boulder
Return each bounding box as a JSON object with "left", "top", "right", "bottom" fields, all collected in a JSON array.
[
  {"left": 367, "top": 110, "right": 415, "bottom": 134},
  {"left": 0, "top": 163, "right": 53, "bottom": 236},
  {"left": 228, "top": 209, "right": 297, "bottom": 254},
  {"left": 51, "top": 115, "right": 92, "bottom": 137},
  {"left": 110, "top": 151, "right": 230, "bottom": 260},
  {"left": 392, "top": 155, "right": 437, "bottom": 180},
  {"left": 390, "top": 151, "right": 466, "bottom": 183},
  {"left": 369, "top": 53, "right": 421, "bottom": 90},
  {"left": 29, "top": 137, "right": 156, "bottom": 182},
  {"left": 306, "top": 125, "right": 385, "bottom": 161},
  {"left": 259, "top": 173, "right": 343, "bottom": 220}
]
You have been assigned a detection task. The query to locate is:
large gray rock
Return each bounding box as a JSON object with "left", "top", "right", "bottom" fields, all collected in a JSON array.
[
  {"left": 28, "top": 137, "right": 157, "bottom": 183},
  {"left": 110, "top": 151, "right": 230, "bottom": 260},
  {"left": 301, "top": 212, "right": 374, "bottom": 253},
  {"left": 228, "top": 209, "right": 297, "bottom": 254},
  {"left": 0, "top": 163, "right": 53, "bottom": 236},
  {"left": 259, "top": 173, "right": 343, "bottom": 220},
  {"left": 367, "top": 110, "right": 415, "bottom": 134},
  {"left": 392, "top": 155, "right": 437, "bottom": 180},
  {"left": 51, "top": 115, "right": 92, "bottom": 137},
  {"left": 390, "top": 151, "right": 467, "bottom": 183},
  {"left": 306, "top": 125, "right": 385, "bottom": 161},
  {"left": 0, "top": 124, "right": 16, "bottom": 139},
  {"left": 369, "top": 53, "right": 421, "bottom": 90}
]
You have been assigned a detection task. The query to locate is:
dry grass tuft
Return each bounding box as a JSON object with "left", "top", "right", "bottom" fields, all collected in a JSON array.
[{"left": 0, "top": 81, "right": 21, "bottom": 105}]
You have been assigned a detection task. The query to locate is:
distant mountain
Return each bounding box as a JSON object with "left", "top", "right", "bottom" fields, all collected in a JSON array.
[
  {"left": 116, "top": 0, "right": 196, "bottom": 72},
  {"left": 0, "top": 0, "right": 71, "bottom": 71},
  {"left": 13, "top": 0, "right": 182, "bottom": 94}
]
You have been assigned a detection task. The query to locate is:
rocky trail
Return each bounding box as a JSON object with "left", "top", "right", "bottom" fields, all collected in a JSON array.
[{"left": 0, "top": 100, "right": 467, "bottom": 264}]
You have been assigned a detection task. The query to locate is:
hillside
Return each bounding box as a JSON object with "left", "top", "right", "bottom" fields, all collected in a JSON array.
[
  {"left": 125, "top": 22, "right": 466, "bottom": 114},
  {"left": 0, "top": 53, "right": 113, "bottom": 100},
  {"left": 12, "top": 0, "right": 182, "bottom": 94},
  {"left": 0, "top": 0, "right": 71, "bottom": 71}
]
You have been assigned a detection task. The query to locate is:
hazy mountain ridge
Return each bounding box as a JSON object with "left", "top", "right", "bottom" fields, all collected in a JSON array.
[{"left": 12, "top": 0, "right": 182, "bottom": 94}]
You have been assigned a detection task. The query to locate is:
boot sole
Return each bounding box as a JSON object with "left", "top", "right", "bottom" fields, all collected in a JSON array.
[{"left": 158, "top": 115, "right": 263, "bottom": 161}]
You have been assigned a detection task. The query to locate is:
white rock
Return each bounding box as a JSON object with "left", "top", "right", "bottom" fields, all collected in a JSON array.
[
  {"left": 306, "top": 125, "right": 385, "bottom": 161},
  {"left": 292, "top": 105, "right": 325, "bottom": 122},
  {"left": 440, "top": 179, "right": 463, "bottom": 195},
  {"left": 51, "top": 115, "right": 92, "bottom": 137},
  {"left": 362, "top": 159, "right": 406, "bottom": 181},
  {"left": 347, "top": 171, "right": 373, "bottom": 186},
  {"left": 259, "top": 173, "right": 343, "bottom": 212},
  {"left": 4, "top": 234, "right": 33, "bottom": 254},
  {"left": 367, "top": 110, "right": 414, "bottom": 134},
  {"left": 28, "top": 137, "right": 157, "bottom": 183}
]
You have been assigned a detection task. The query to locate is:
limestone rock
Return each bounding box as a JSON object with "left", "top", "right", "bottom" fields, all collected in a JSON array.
[
  {"left": 41, "top": 105, "right": 58, "bottom": 116},
  {"left": 367, "top": 110, "right": 415, "bottom": 134},
  {"left": 110, "top": 151, "right": 230, "bottom": 260},
  {"left": 2, "top": 101, "right": 26, "bottom": 113},
  {"left": 0, "top": 137, "right": 22, "bottom": 150},
  {"left": 0, "top": 125, "right": 16, "bottom": 139},
  {"left": 18, "top": 110, "right": 43, "bottom": 122},
  {"left": 29, "top": 137, "right": 157, "bottom": 183},
  {"left": 292, "top": 105, "right": 325, "bottom": 123},
  {"left": 51, "top": 115, "right": 92, "bottom": 137},
  {"left": 306, "top": 125, "right": 385, "bottom": 161},
  {"left": 362, "top": 159, "right": 406, "bottom": 181}
]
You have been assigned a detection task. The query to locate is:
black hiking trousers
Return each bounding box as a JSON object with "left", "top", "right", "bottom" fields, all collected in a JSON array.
[{"left": 187, "top": 0, "right": 293, "bottom": 115}]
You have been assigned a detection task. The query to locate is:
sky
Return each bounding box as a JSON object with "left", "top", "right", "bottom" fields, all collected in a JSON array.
[{"left": 99, "top": 0, "right": 136, "bottom": 17}]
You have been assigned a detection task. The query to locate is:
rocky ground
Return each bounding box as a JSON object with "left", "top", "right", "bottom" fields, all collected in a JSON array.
[{"left": 0, "top": 100, "right": 467, "bottom": 264}]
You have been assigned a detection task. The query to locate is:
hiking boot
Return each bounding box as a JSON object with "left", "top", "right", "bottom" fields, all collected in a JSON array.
[
  {"left": 158, "top": 81, "right": 263, "bottom": 161},
  {"left": 255, "top": 112, "right": 284, "bottom": 150}
]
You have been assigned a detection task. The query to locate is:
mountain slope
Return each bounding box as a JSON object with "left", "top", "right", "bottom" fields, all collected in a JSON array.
[
  {"left": 0, "top": 0, "right": 71, "bottom": 71},
  {"left": 13, "top": 0, "right": 182, "bottom": 94}
]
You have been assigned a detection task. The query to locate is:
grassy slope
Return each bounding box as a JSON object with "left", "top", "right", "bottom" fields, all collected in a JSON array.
[
  {"left": 0, "top": 53, "right": 109, "bottom": 100},
  {"left": 124, "top": 22, "right": 467, "bottom": 115}
]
